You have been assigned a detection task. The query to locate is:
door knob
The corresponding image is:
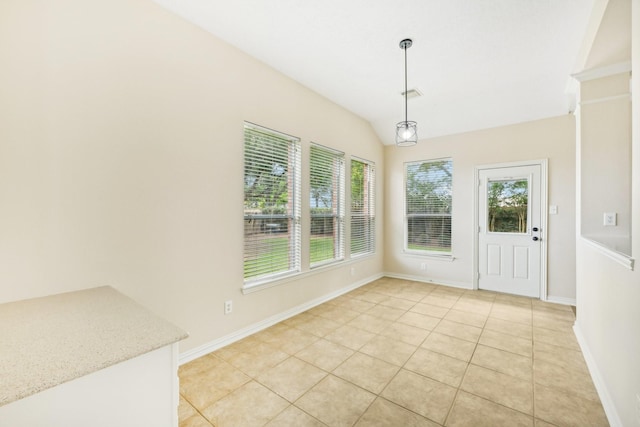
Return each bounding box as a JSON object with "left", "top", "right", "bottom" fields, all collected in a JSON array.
[{"left": 532, "top": 236, "right": 539, "bottom": 241}]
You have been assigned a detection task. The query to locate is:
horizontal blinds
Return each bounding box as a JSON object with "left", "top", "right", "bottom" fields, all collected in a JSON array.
[
  {"left": 351, "top": 158, "right": 375, "bottom": 256},
  {"left": 310, "top": 143, "right": 345, "bottom": 267},
  {"left": 405, "top": 159, "right": 452, "bottom": 253},
  {"left": 244, "top": 123, "right": 301, "bottom": 282}
]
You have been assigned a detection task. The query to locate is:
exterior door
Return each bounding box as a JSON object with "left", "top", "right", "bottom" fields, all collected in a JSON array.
[{"left": 478, "top": 164, "right": 542, "bottom": 298}]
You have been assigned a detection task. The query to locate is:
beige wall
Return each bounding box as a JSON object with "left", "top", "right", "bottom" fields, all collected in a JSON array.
[
  {"left": 579, "top": 72, "right": 632, "bottom": 253},
  {"left": 573, "top": 0, "right": 640, "bottom": 425},
  {"left": 384, "top": 116, "right": 577, "bottom": 302},
  {"left": 7, "top": 11, "right": 636, "bottom": 420},
  {"left": 0, "top": 0, "right": 384, "bottom": 352}
]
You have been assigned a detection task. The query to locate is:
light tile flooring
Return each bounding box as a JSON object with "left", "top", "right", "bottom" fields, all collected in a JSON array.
[{"left": 178, "top": 277, "right": 609, "bottom": 427}]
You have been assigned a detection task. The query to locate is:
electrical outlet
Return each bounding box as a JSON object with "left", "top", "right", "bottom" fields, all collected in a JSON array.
[
  {"left": 350, "top": 267, "right": 355, "bottom": 276},
  {"left": 420, "top": 262, "right": 427, "bottom": 271},
  {"left": 224, "top": 300, "right": 232, "bottom": 315}
]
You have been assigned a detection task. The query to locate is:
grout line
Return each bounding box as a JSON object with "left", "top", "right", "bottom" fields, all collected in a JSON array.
[
  {"left": 179, "top": 278, "right": 596, "bottom": 426},
  {"left": 178, "top": 392, "right": 215, "bottom": 427},
  {"left": 442, "top": 322, "right": 482, "bottom": 426}
]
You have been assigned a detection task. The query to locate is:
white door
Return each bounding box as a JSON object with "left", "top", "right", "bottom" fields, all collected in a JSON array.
[{"left": 478, "top": 164, "right": 542, "bottom": 298}]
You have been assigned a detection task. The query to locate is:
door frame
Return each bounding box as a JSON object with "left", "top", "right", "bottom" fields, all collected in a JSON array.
[{"left": 473, "top": 159, "right": 549, "bottom": 300}]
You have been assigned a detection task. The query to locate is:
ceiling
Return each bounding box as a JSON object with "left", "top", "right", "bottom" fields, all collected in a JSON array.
[{"left": 153, "top": 0, "right": 596, "bottom": 145}]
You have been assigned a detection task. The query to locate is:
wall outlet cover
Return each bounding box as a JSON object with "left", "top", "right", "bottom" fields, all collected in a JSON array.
[{"left": 603, "top": 212, "right": 617, "bottom": 226}]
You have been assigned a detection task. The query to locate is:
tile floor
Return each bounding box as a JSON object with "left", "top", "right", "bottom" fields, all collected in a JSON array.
[{"left": 178, "top": 277, "right": 609, "bottom": 427}]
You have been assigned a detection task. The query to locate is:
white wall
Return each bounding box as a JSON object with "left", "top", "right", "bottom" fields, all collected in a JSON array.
[
  {"left": 0, "top": 0, "right": 384, "bottom": 353},
  {"left": 574, "top": 1, "right": 640, "bottom": 426},
  {"left": 384, "top": 115, "right": 577, "bottom": 302}
]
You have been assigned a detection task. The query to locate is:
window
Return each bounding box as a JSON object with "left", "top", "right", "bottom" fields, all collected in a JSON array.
[
  {"left": 351, "top": 158, "right": 375, "bottom": 257},
  {"left": 405, "top": 159, "right": 452, "bottom": 254},
  {"left": 487, "top": 178, "right": 528, "bottom": 233},
  {"left": 243, "top": 123, "right": 301, "bottom": 284},
  {"left": 310, "top": 143, "right": 345, "bottom": 267}
]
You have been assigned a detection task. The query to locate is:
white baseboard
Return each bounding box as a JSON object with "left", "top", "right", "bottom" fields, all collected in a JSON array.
[
  {"left": 385, "top": 272, "right": 575, "bottom": 306},
  {"left": 178, "top": 273, "right": 383, "bottom": 365},
  {"left": 545, "top": 295, "right": 576, "bottom": 306},
  {"left": 573, "top": 323, "right": 622, "bottom": 427},
  {"left": 383, "top": 272, "right": 472, "bottom": 290}
]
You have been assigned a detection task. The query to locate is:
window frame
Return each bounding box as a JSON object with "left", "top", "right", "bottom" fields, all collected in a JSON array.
[
  {"left": 404, "top": 158, "right": 453, "bottom": 257},
  {"left": 243, "top": 122, "right": 301, "bottom": 287},
  {"left": 350, "top": 157, "right": 376, "bottom": 258}
]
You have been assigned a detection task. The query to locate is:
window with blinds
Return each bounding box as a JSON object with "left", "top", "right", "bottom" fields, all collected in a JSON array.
[
  {"left": 405, "top": 159, "right": 452, "bottom": 254},
  {"left": 351, "top": 158, "right": 375, "bottom": 257},
  {"left": 310, "top": 143, "right": 345, "bottom": 267},
  {"left": 243, "top": 123, "right": 301, "bottom": 284}
]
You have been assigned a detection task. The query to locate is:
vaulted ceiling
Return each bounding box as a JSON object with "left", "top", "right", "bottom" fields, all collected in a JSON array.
[{"left": 153, "top": 0, "right": 596, "bottom": 144}]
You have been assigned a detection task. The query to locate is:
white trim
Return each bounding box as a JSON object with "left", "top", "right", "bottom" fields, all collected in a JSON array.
[
  {"left": 180, "top": 273, "right": 383, "bottom": 365},
  {"left": 244, "top": 121, "right": 300, "bottom": 142},
  {"left": 473, "top": 160, "right": 549, "bottom": 300},
  {"left": 310, "top": 141, "right": 345, "bottom": 156},
  {"left": 541, "top": 160, "right": 549, "bottom": 301},
  {"left": 350, "top": 155, "right": 376, "bottom": 167},
  {"left": 400, "top": 252, "right": 456, "bottom": 262},
  {"left": 571, "top": 61, "right": 632, "bottom": 82},
  {"left": 563, "top": 0, "right": 612, "bottom": 113},
  {"left": 545, "top": 295, "right": 576, "bottom": 306},
  {"left": 570, "top": 0, "right": 610, "bottom": 75},
  {"left": 171, "top": 343, "right": 180, "bottom": 427},
  {"left": 242, "top": 255, "right": 375, "bottom": 294},
  {"left": 573, "top": 323, "right": 623, "bottom": 427},
  {"left": 580, "top": 237, "right": 635, "bottom": 270},
  {"left": 383, "top": 272, "right": 472, "bottom": 290},
  {"left": 580, "top": 93, "right": 631, "bottom": 106}
]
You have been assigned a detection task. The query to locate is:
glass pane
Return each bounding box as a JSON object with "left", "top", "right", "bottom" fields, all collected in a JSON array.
[
  {"left": 487, "top": 179, "right": 528, "bottom": 233},
  {"left": 310, "top": 214, "right": 339, "bottom": 265},
  {"left": 351, "top": 215, "right": 374, "bottom": 255},
  {"left": 244, "top": 216, "right": 294, "bottom": 279},
  {"left": 351, "top": 159, "right": 375, "bottom": 256},
  {"left": 407, "top": 215, "right": 451, "bottom": 252},
  {"left": 310, "top": 143, "right": 344, "bottom": 266},
  {"left": 405, "top": 159, "right": 452, "bottom": 254},
  {"left": 406, "top": 160, "right": 452, "bottom": 215},
  {"left": 244, "top": 129, "right": 294, "bottom": 215}
]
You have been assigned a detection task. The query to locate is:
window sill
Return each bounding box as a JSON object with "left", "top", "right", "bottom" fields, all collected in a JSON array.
[
  {"left": 242, "top": 254, "right": 376, "bottom": 294},
  {"left": 310, "top": 258, "right": 345, "bottom": 270},
  {"left": 402, "top": 251, "right": 456, "bottom": 262}
]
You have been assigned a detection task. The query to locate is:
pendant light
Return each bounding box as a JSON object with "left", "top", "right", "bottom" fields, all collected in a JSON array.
[{"left": 396, "top": 38, "right": 418, "bottom": 146}]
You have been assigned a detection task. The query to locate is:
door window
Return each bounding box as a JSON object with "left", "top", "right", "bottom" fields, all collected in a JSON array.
[{"left": 487, "top": 178, "right": 528, "bottom": 233}]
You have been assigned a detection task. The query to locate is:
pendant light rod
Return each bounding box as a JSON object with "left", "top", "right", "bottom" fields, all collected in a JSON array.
[
  {"left": 401, "top": 39, "right": 411, "bottom": 124},
  {"left": 396, "top": 38, "right": 417, "bottom": 147}
]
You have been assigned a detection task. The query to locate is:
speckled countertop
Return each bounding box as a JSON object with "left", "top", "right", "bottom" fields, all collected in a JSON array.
[{"left": 0, "top": 286, "right": 188, "bottom": 406}]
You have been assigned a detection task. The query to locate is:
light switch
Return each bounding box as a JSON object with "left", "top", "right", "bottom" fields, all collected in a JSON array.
[
  {"left": 604, "top": 212, "right": 617, "bottom": 226},
  {"left": 549, "top": 205, "right": 558, "bottom": 215}
]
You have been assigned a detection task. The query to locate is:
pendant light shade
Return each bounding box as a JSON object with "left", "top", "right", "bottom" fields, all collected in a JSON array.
[
  {"left": 396, "top": 121, "right": 418, "bottom": 147},
  {"left": 396, "top": 38, "right": 418, "bottom": 147}
]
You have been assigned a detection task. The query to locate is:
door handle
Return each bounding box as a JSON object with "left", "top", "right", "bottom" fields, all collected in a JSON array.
[{"left": 532, "top": 236, "right": 539, "bottom": 241}]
